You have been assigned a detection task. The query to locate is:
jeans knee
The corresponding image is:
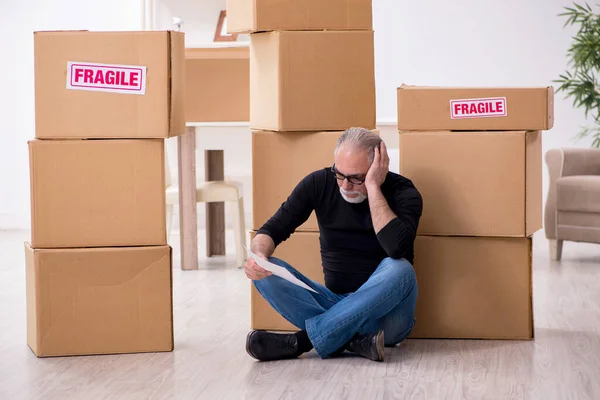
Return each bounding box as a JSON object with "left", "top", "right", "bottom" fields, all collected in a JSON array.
[{"left": 379, "top": 258, "right": 416, "bottom": 287}]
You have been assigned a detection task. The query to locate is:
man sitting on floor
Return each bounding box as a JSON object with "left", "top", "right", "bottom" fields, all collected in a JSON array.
[{"left": 244, "top": 127, "right": 423, "bottom": 362}]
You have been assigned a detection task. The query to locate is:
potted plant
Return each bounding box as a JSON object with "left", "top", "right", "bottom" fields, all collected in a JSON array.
[{"left": 555, "top": 2, "right": 600, "bottom": 148}]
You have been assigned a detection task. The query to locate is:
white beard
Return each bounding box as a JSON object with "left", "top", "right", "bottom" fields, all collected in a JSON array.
[{"left": 339, "top": 188, "right": 368, "bottom": 204}]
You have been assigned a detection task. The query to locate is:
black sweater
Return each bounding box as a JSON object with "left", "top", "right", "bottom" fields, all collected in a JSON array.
[{"left": 257, "top": 167, "right": 423, "bottom": 295}]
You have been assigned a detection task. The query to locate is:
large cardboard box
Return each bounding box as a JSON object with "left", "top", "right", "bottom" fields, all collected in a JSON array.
[
  {"left": 25, "top": 243, "right": 174, "bottom": 357},
  {"left": 397, "top": 85, "right": 554, "bottom": 131},
  {"left": 250, "top": 231, "right": 323, "bottom": 331},
  {"left": 399, "top": 130, "right": 542, "bottom": 237},
  {"left": 29, "top": 139, "right": 166, "bottom": 248},
  {"left": 409, "top": 236, "right": 533, "bottom": 339},
  {"left": 250, "top": 30, "right": 376, "bottom": 131},
  {"left": 252, "top": 130, "right": 342, "bottom": 231},
  {"left": 226, "top": 0, "right": 372, "bottom": 33},
  {"left": 185, "top": 47, "right": 249, "bottom": 122},
  {"left": 34, "top": 30, "right": 185, "bottom": 139}
]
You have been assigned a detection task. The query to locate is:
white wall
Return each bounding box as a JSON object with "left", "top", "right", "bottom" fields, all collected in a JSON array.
[
  {"left": 370, "top": 0, "right": 595, "bottom": 215},
  {"left": 0, "top": 0, "right": 142, "bottom": 230},
  {"left": 374, "top": 0, "right": 596, "bottom": 128},
  {"left": 153, "top": 0, "right": 250, "bottom": 46},
  {"left": 0, "top": 0, "right": 595, "bottom": 230}
]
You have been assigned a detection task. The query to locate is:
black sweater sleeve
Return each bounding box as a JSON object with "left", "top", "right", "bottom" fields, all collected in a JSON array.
[
  {"left": 376, "top": 186, "right": 423, "bottom": 259},
  {"left": 256, "top": 171, "right": 320, "bottom": 246}
]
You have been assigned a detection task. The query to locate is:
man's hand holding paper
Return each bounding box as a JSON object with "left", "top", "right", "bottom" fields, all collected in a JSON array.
[{"left": 244, "top": 247, "right": 318, "bottom": 293}]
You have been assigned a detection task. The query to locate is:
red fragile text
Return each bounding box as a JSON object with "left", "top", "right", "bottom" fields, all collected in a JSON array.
[
  {"left": 450, "top": 97, "right": 507, "bottom": 119},
  {"left": 73, "top": 68, "right": 140, "bottom": 87},
  {"left": 67, "top": 62, "right": 147, "bottom": 94}
]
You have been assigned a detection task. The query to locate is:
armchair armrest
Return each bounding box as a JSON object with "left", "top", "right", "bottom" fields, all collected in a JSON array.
[
  {"left": 557, "top": 148, "right": 600, "bottom": 177},
  {"left": 544, "top": 148, "right": 600, "bottom": 239}
]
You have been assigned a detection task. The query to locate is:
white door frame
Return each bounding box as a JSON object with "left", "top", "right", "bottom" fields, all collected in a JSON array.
[{"left": 141, "top": 0, "right": 156, "bottom": 30}]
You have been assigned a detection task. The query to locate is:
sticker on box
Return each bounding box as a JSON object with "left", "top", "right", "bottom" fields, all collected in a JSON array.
[
  {"left": 66, "top": 61, "right": 147, "bottom": 95},
  {"left": 450, "top": 97, "right": 507, "bottom": 119}
]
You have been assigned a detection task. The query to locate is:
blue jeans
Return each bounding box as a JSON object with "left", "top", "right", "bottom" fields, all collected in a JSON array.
[{"left": 253, "top": 256, "right": 418, "bottom": 358}]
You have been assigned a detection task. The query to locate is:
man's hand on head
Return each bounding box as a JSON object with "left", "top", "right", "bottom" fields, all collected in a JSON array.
[
  {"left": 363, "top": 141, "right": 398, "bottom": 234},
  {"left": 365, "top": 141, "right": 390, "bottom": 192}
]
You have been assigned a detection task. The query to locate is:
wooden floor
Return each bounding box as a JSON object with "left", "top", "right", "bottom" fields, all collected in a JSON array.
[{"left": 1, "top": 230, "right": 600, "bottom": 400}]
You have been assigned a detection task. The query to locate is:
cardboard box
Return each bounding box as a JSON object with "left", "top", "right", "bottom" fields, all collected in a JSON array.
[
  {"left": 34, "top": 30, "right": 185, "bottom": 139},
  {"left": 25, "top": 243, "right": 174, "bottom": 357},
  {"left": 250, "top": 30, "right": 376, "bottom": 131},
  {"left": 399, "top": 130, "right": 542, "bottom": 237},
  {"left": 250, "top": 231, "right": 323, "bottom": 331},
  {"left": 29, "top": 139, "right": 166, "bottom": 248},
  {"left": 397, "top": 85, "right": 554, "bottom": 131},
  {"left": 185, "top": 47, "right": 249, "bottom": 122},
  {"left": 226, "top": 0, "right": 373, "bottom": 33},
  {"left": 409, "top": 236, "right": 533, "bottom": 339},
  {"left": 252, "top": 130, "right": 342, "bottom": 231}
]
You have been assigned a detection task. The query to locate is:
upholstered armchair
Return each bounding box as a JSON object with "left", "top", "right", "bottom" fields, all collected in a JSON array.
[{"left": 545, "top": 148, "right": 600, "bottom": 260}]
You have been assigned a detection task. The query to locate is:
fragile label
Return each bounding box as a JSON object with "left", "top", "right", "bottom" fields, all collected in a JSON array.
[
  {"left": 450, "top": 97, "right": 507, "bottom": 119},
  {"left": 66, "top": 61, "right": 147, "bottom": 95}
]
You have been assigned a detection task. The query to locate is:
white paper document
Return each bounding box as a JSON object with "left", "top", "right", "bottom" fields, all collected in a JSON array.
[{"left": 246, "top": 248, "right": 318, "bottom": 293}]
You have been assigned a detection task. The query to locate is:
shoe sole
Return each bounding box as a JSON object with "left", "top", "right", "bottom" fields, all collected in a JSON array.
[
  {"left": 246, "top": 330, "right": 260, "bottom": 360},
  {"left": 375, "top": 330, "right": 385, "bottom": 362},
  {"left": 246, "top": 330, "right": 300, "bottom": 362}
]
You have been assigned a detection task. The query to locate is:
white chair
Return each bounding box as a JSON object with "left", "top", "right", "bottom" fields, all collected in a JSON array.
[{"left": 164, "top": 148, "right": 247, "bottom": 267}]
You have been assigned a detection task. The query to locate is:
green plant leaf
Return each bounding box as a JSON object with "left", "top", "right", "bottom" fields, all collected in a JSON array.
[{"left": 558, "top": 2, "right": 600, "bottom": 147}]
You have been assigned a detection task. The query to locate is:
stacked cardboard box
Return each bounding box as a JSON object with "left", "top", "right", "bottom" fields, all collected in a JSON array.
[
  {"left": 184, "top": 47, "right": 250, "bottom": 123},
  {"left": 397, "top": 85, "right": 554, "bottom": 339},
  {"left": 226, "top": 0, "right": 376, "bottom": 330},
  {"left": 26, "top": 30, "right": 186, "bottom": 357}
]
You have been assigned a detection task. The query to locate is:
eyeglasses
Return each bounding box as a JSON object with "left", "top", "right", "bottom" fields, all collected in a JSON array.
[{"left": 330, "top": 164, "right": 366, "bottom": 185}]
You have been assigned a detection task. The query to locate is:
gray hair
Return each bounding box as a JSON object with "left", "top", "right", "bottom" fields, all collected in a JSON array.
[{"left": 334, "top": 127, "right": 382, "bottom": 163}]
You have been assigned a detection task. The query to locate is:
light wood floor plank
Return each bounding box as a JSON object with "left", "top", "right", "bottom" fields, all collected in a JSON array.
[{"left": 1, "top": 230, "right": 600, "bottom": 400}]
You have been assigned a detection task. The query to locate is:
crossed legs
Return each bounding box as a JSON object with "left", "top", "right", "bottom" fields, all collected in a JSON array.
[{"left": 251, "top": 256, "right": 417, "bottom": 360}]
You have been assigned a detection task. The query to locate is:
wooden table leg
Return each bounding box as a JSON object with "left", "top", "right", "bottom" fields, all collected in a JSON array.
[
  {"left": 205, "top": 150, "right": 226, "bottom": 257},
  {"left": 177, "top": 126, "right": 198, "bottom": 270}
]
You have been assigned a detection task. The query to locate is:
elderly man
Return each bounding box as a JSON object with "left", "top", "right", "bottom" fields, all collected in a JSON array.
[{"left": 244, "top": 127, "right": 423, "bottom": 362}]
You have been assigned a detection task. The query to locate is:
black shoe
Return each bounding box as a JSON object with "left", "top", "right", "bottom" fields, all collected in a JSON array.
[
  {"left": 246, "top": 330, "right": 301, "bottom": 361},
  {"left": 346, "top": 330, "right": 385, "bottom": 362}
]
